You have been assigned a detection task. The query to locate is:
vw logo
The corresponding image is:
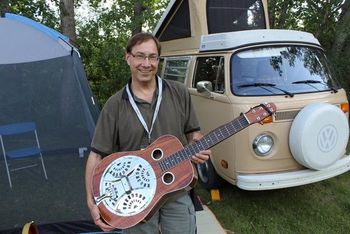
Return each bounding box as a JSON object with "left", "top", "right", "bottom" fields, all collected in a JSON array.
[{"left": 317, "top": 124, "right": 338, "bottom": 152}]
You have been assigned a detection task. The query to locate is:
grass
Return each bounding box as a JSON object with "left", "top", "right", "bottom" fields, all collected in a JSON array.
[{"left": 195, "top": 171, "right": 350, "bottom": 234}]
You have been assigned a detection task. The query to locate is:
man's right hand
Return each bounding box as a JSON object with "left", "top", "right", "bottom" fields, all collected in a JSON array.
[
  {"left": 85, "top": 151, "right": 115, "bottom": 232},
  {"left": 87, "top": 199, "right": 115, "bottom": 232}
]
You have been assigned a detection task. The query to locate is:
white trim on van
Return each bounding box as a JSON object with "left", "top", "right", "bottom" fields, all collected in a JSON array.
[
  {"left": 199, "top": 29, "right": 321, "bottom": 52},
  {"left": 153, "top": 0, "right": 176, "bottom": 36},
  {"left": 236, "top": 155, "right": 350, "bottom": 190}
]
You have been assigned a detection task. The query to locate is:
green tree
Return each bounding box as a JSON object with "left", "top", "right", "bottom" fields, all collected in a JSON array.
[
  {"left": 5, "top": 0, "right": 59, "bottom": 29},
  {"left": 269, "top": 0, "right": 350, "bottom": 94},
  {"left": 60, "top": 0, "right": 78, "bottom": 45},
  {"left": 78, "top": 0, "right": 168, "bottom": 105},
  {"left": 330, "top": 0, "right": 350, "bottom": 92},
  {"left": 0, "top": 0, "right": 9, "bottom": 16}
]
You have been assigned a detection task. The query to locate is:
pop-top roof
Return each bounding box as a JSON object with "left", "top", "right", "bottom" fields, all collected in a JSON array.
[
  {"left": 153, "top": 0, "right": 269, "bottom": 55},
  {"left": 199, "top": 29, "right": 321, "bottom": 52},
  {"left": 154, "top": 0, "right": 268, "bottom": 42}
]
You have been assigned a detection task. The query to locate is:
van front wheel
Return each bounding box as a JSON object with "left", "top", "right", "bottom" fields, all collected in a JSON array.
[{"left": 196, "top": 158, "right": 223, "bottom": 189}]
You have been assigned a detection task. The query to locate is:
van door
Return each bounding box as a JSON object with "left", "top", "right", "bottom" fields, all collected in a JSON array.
[
  {"left": 189, "top": 56, "right": 231, "bottom": 132},
  {"left": 189, "top": 56, "right": 235, "bottom": 184}
]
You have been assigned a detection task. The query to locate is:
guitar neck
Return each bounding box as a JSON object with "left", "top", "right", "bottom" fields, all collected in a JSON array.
[{"left": 159, "top": 114, "right": 250, "bottom": 171}]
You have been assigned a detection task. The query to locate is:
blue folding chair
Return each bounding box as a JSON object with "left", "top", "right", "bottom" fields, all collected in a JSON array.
[{"left": 0, "top": 122, "right": 48, "bottom": 188}]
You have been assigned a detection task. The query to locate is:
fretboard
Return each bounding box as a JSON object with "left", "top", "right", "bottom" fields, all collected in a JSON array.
[{"left": 158, "top": 114, "right": 250, "bottom": 171}]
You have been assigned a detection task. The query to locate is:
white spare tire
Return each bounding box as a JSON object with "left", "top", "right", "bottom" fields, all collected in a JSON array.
[{"left": 289, "top": 103, "right": 349, "bottom": 170}]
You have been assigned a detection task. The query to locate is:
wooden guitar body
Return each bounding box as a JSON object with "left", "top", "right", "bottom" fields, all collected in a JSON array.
[{"left": 92, "top": 135, "right": 197, "bottom": 229}]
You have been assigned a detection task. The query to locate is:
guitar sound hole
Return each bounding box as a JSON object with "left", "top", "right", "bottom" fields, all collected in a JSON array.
[
  {"left": 162, "top": 172, "right": 174, "bottom": 185},
  {"left": 152, "top": 148, "right": 163, "bottom": 160}
]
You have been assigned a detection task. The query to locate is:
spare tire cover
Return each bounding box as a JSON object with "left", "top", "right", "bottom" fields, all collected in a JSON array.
[{"left": 289, "top": 103, "right": 349, "bottom": 170}]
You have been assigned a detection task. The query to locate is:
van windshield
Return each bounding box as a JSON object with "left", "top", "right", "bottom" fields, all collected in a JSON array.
[{"left": 231, "top": 46, "right": 340, "bottom": 96}]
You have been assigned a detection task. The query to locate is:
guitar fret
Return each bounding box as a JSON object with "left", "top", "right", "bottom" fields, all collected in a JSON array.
[
  {"left": 196, "top": 140, "right": 206, "bottom": 151},
  {"left": 179, "top": 150, "right": 187, "bottom": 161},
  {"left": 205, "top": 137, "right": 212, "bottom": 148},
  {"left": 192, "top": 142, "right": 200, "bottom": 152},
  {"left": 187, "top": 145, "right": 196, "bottom": 156},
  {"left": 169, "top": 157, "right": 175, "bottom": 167},
  {"left": 209, "top": 131, "right": 220, "bottom": 144},
  {"left": 158, "top": 160, "right": 165, "bottom": 171},
  {"left": 171, "top": 156, "right": 177, "bottom": 166},
  {"left": 229, "top": 122, "right": 238, "bottom": 133},
  {"left": 163, "top": 159, "right": 169, "bottom": 170},
  {"left": 174, "top": 153, "right": 181, "bottom": 164},
  {"left": 162, "top": 157, "right": 169, "bottom": 171},
  {"left": 168, "top": 157, "right": 174, "bottom": 168},
  {"left": 218, "top": 128, "right": 227, "bottom": 140},
  {"left": 223, "top": 125, "right": 231, "bottom": 138}
]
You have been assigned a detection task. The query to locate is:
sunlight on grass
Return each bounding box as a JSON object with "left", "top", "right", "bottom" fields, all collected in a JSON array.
[{"left": 195, "top": 172, "right": 350, "bottom": 233}]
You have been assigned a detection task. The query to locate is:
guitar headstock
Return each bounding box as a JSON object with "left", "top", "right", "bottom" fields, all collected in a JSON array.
[{"left": 244, "top": 103, "right": 277, "bottom": 124}]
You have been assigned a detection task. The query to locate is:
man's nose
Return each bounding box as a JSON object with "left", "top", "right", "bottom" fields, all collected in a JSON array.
[{"left": 141, "top": 57, "right": 152, "bottom": 66}]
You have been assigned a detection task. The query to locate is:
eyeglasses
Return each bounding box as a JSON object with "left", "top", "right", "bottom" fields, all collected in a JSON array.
[{"left": 129, "top": 53, "right": 159, "bottom": 63}]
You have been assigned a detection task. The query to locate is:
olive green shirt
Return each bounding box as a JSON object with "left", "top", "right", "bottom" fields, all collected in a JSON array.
[{"left": 91, "top": 78, "right": 200, "bottom": 157}]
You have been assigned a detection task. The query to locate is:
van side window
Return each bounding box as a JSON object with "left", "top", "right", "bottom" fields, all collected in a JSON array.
[
  {"left": 163, "top": 58, "right": 190, "bottom": 83},
  {"left": 193, "top": 56, "right": 225, "bottom": 93}
]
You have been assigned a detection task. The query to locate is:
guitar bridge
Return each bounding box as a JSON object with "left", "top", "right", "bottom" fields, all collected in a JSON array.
[{"left": 121, "top": 176, "right": 132, "bottom": 194}]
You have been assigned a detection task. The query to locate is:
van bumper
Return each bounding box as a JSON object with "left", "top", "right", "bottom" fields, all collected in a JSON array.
[{"left": 236, "top": 155, "right": 350, "bottom": 190}]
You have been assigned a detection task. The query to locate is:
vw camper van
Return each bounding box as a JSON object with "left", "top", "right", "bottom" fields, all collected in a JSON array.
[{"left": 153, "top": 0, "right": 350, "bottom": 190}]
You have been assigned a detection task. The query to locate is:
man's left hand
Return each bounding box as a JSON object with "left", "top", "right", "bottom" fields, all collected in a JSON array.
[{"left": 191, "top": 149, "right": 211, "bottom": 164}]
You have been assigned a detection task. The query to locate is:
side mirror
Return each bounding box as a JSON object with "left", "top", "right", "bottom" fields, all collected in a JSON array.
[{"left": 196, "top": 81, "right": 213, "bottom": 94}]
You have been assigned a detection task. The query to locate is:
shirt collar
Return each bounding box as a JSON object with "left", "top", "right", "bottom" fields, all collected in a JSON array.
[{"left": 122, "top": 75, "right": 165, "bottom": 100}]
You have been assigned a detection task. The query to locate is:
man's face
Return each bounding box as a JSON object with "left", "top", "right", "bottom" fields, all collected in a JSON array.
[{"left": 125, "top": 39, "right": 159, "bottom": 84}]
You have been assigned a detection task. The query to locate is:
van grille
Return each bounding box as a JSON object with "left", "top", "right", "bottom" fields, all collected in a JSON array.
[{"left": 275, "top": 110, "right": 300, "bottom": 121}]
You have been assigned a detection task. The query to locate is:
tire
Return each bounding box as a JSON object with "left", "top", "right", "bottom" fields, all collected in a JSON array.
[
  {"left": 289, "top": 103, "right": 349, "bottom": 170},
  {"left": 196, "top": 158, "right": 224, "bottom": 189}
]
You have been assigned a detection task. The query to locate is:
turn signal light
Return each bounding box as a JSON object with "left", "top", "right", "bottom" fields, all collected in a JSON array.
[
  {"left": 341, "top": 103, "right": 349, "bottom": 113},
  {"left": 220, "top": 160, "right": 228, "bottom": 169}
]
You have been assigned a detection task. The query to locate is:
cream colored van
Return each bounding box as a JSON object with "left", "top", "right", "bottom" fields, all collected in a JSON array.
[{"left": 154, "top": 0, "right": 350, "bottom": 190}]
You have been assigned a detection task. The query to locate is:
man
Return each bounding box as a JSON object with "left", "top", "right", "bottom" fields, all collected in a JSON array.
[{"left": 85, "top": 32, "right": 211, "bottom": 233}]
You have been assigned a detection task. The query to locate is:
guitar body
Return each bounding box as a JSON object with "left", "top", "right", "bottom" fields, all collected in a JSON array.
[{"left": 92, "top": 135, "right": 197, "bottom": 229}]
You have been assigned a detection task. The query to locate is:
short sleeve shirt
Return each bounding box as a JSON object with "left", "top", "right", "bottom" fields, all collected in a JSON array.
[{"left": 91, "top": 78, "right": 200, "bottom": 157}]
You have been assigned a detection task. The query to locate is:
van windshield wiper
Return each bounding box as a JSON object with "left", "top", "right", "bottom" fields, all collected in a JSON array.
[
  {"left": 292, "top": 80, "right": 338, "bottom": 93},
  {"left": 238, "top": 83, "right": 294, "bottom": 97},
  {"left": 292, "top": 80, "right": 321, "bottom": 84}
]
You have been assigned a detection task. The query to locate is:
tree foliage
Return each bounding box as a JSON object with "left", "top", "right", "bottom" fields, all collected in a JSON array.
[
  {"left": 1, "top": 0, "right": 349, "bottom": 103},
  {"left": 5, "top": 0, "right": 59, "bottom": 29},
  {"left": 269, "top": 0, "right": 350, "bottom": 94}
]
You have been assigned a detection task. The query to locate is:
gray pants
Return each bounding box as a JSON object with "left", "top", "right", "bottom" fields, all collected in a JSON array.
[{"left": 123, "top": 193, "right": 196, "bottom": 234}]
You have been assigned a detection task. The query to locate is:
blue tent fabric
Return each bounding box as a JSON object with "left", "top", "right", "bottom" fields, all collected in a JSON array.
[{"left": 5, "top": 13, "right": 70, "bottom": 43}]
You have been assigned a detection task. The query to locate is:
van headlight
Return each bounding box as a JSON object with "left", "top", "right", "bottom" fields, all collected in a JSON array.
[{"left": 253, "top": 134, "right": 274, "bottom": 156}]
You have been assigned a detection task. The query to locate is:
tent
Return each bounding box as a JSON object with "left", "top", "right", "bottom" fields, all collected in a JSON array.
[
  {"left": 0, "top": 13, "right": 99, "bottom": 155},
  {"left": 0, "top": 13, "right": 101, "bottom": 232}
]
